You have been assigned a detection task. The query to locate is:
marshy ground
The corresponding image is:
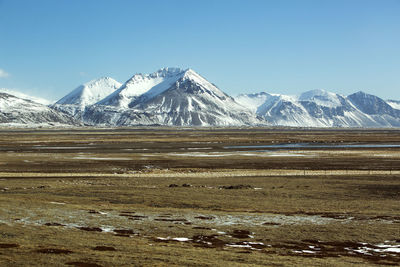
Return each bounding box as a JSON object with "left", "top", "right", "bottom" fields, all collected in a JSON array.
[{"left": 0, "top": 127, "right": 399, "bottom": 266}]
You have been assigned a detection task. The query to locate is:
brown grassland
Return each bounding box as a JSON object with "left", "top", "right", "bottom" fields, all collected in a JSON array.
[{"left": 0, "top": 127, "right": 399, "bottom": 266}]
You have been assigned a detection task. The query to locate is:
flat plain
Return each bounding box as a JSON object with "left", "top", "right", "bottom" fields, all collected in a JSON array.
[{"left": 0, "top": 127, "right": 399, "bottom": 266}]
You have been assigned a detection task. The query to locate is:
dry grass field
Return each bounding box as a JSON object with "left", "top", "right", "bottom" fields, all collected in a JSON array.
[{"left": 0, "top": 127, "right": 399, "bottom": 266}]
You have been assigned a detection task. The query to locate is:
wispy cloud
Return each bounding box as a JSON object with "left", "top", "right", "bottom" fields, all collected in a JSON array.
[{"left": 0, "top": 68, "right": 10, "bottom": 78}]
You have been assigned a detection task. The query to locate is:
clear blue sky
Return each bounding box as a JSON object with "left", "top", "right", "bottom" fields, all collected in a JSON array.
[{"left": 0, "top": 0, "right": 399, "bottom": 101}]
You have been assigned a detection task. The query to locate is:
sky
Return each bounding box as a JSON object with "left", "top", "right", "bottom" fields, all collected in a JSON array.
[{"left": 0, "top": 0, "right": 399, "bottom": 101}]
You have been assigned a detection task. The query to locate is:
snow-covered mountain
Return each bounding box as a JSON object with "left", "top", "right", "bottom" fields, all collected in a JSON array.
[
  {"left": 236, "top": 89, "right": 400, "bottom": 127},
  {"left": 56, "top": 77, "right": 122, "bottom": 106},
  {"left": 64, "top": 68, "right": 264, "bottom": 126},
  {"left": 51, "top": 77, "right": 121, "bottom": 117},
  {"left": 0, "top": 92, "right": 80, "bottom": 127},
  {"left": 0, "top": 88, "right": 52, "bottom": 105},
  {"left": 347, "top": 91, "right": 400, "bottom": 127}
]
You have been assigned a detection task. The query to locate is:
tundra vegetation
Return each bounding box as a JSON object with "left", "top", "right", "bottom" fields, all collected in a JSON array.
[{"left": 0, "top": 127, "right": 399, "bottom": 266}]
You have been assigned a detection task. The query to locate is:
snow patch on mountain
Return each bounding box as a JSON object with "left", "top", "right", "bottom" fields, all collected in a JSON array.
[{"left": 387, "top": 100, "right": 400, "bottom": 110}]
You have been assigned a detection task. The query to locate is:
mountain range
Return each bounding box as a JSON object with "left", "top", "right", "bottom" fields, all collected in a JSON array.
[
  {"left": 0, "top": 68, "right": 399, "bottom": 127},
  {"left": 236, "top": 90, "right": 400, "bottom": 127}
]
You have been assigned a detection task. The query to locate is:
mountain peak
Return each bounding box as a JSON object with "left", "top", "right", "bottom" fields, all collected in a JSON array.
[
  {"left": 129, "top": 67, "right": 185, "bottom": 81},
  {"left": 356, "top": 90, "right": 365, "bottom": 94},
  {"left": 348, "top": 90, "right": 398, "bottom": 116},
  {"left": 124, "top": 67, "right": 185, "bottom": 85},
  {"left": 154, "top": 67, "right": 184, "bottom": 76},
  {"left": 180, "top": 68, "right": 225, "bottom": 96},
  {"left": 182, "top": 68, "right": 199, "bottom": 80},
  {"left": 348, "top": 91, "right": 380, "bottom": 101},
  {"left": 83, "top": 76, "right": 120, "bottom": 87},
  {"left": 350, "top": 91, "right": 368, "bottom": 97},
  {"left": 97, "top": 76, "right": 116, "bottom": 81},
  {"left": 98, "top": 67, "right": 187, "bottom": 108},
  {"left": 299, "top": 89, "right": 331, "bottom": 100},
  {"left": 299, "top": 89, "right": 343, "bottom": 107},
  {"left": 56, "top": 77, "right": 121, "bottom": 106}
]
